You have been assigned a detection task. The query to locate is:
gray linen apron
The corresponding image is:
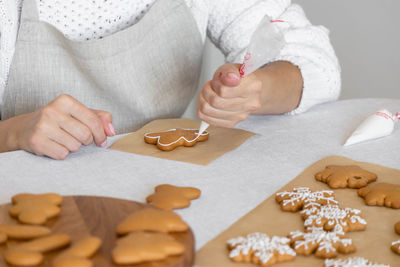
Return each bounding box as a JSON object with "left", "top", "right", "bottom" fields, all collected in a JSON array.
[{"left": 2, "top": 0, "right": 203, "bottom": 133}]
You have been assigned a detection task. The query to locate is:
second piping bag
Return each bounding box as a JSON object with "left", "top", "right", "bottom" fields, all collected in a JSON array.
[{"left": 198, "top": 16, "right": 286, "bottom": 135}]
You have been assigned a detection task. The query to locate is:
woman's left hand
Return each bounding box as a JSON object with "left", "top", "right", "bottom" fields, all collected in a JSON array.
[{"left": 197, "top": 63, "right": 262, "bottom": 128}]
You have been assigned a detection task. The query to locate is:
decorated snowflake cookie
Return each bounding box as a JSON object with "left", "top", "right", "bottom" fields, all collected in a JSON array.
[
  {"left": 276, "top": 187, "right": 338, "bottom": 212},
  {"left": 288, "top": 227, "right": 355, "bottom": 258},
  {"left": 391, "top": 240, "right": 400, "bottom": 255},
  {"left": 301, "top": 204, "right": 367, "bottom": 234},
  {"left": 227, "top": 232, "right": 296, "bottom": 266},
  {"left": 325, "top": 257, "right": 389, "bottom": 267}
]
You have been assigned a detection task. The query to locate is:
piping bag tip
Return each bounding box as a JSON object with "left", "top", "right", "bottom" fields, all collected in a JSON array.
[{"left": 198, "top": 121, "right": 210, "bottom": 138}]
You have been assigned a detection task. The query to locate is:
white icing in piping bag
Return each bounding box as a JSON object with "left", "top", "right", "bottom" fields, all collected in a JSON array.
[
  {"left": 198, "top": 16, "right": 284, "bottom": 136},
  {"left": 344, "top": 108, "right": 399, "bottom": 146}
]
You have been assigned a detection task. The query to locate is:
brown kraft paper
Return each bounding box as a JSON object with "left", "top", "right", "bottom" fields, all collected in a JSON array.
[
  {"left": 195, "top": 156, "right": 400, "bottom": 266},
  {"left": 109, "top": 118, "right": 255, "bottom": 166}
]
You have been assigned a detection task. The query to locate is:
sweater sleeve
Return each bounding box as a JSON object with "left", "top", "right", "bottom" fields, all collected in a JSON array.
[{"left": 206, "top": 0, "right": 341, "bottom": 114}]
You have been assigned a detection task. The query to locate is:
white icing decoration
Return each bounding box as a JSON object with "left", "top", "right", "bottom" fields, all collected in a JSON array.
[
  {"left": 144, "top": 128, "right": 209, "bottom": 147},
  {"left": 227, "top": 232, "right": 296, "bottom": 264},
  {"left": 325, "top": 257, "right": 389, "bottom": 267},
  {"left": 392, "top": 240, "right": 400, "bottom": 246},
  {"left": 289, "top": 226, "right": 353, "bottom": 255},
  {"left": 301, "top": 204, "right": 366, "bottom": 234},
  {"left": 276, "top": 187, "right": 338, "bottom": 209}
]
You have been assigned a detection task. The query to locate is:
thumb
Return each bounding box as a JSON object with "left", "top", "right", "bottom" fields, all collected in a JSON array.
[
  {"left": 218, "top": 64, "right": 241, "bottom": 87},
  {"left": 92, "top": 109, "right": 116, "bottom": 137}
]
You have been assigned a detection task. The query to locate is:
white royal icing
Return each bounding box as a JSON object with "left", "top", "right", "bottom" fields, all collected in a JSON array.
[
  {"left": 301, "top": 204, "right": 367, "bottom": 235},
  {"left": 276, "top": 187, "right": 338, "bottom": 209},
  {"left": 144, "top": 128, "right": 209, "bottom": 147},
  {"left": 325, "top": 257, "right": 389, "bottom": 267},
  {"left": 227, "top": 232, "right": 296, "bottom": 264},
  {"left": 289, "top": 226, "right": 353, "bottom": 255}
]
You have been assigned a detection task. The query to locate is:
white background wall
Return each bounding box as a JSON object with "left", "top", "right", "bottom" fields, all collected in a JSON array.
[{"left": 184, "top": 1, "right": 400, "bottom": 118}]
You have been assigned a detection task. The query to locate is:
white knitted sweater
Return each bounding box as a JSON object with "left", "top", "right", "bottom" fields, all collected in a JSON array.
[{"left": 0, "top": 0, "right": 340, "bottom": 114}]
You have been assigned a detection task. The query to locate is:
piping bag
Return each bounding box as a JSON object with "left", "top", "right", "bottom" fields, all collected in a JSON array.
[
  {"left": 198, "top": 17, "right": 285, "bottom": 136},
  {"left": 344, "top": 109, "right": 400, "bottom": 146}
]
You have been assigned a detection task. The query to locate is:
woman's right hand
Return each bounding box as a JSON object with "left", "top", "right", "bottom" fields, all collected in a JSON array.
[{"left": 2, "top": 94, "right": 115, "bottom": 160}]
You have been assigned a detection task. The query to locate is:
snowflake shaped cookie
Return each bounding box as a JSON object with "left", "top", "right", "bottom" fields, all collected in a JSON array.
[
  {"left": 301, "top": 205, "right": 367, "bottom": 234},
  {"left": 227, "top": 232, "right": 296, "bottom": 266},
  {"left": 288, "top": 227, "right": 355, "bottom": 258},
  {"left": 325, "top": 257, "right": 389, "bottom": 267},
  {"left": 275, "top": 187, "right": 338, "bottom": 212},
  {"left": 315, "top": 165, "right": 377, "bottom": 189},
  {"left": 391, "top": 240, "right": 400, "bottom": 255}
]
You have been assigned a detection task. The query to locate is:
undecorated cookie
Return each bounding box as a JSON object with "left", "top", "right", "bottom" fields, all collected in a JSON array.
[
  {"left": 275, "top": 187, "right": 338, "bottom": 212},
  {"left": 315, "top": 165, "right": 377, "bottom": 189},
  {"left": 0, "top": 225, "right": 51, "bottom": 240},
  {"left": 112, "top": 232, "right": 185, "bottom": 265},
  {"left": 146, "top": 184, "right": 201, "bottom": 210},
  {"left": 358, "top": 183, "right": 400, "bottom": 209},
  {"left": 4, "top": 234, "right": 71, "bottom": 266},
  {"left": 288, "top": 227, "right": 355, "bottom": 258},
  {"left": 9, "top": 193, "right": 63, "bottom": 225},
  {"left": 117, "top": 208, "right": 188, "bottom": 235},
  {"left": 395, "top": 221, "right": 400, "bottom": 235},
  {"left": 144, "top": 128, "right": 209, "bottom": 151},
  {"left": 227, "top": 232, "right": 296, "bottom": 266},
  {"left": 52, "top": 236, "right": 102, "bottom": 267}
]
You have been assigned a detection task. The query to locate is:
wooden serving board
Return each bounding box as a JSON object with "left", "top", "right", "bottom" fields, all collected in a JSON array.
[
  {"left": 196, "top": 156, "right": 400, "bottom": 267},
  {"left": 0, "top": 196, "right": 194, "bottom": 267}
]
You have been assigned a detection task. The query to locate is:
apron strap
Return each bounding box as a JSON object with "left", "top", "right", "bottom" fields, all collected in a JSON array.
[{"left": 21, "top": 0, "right": 40, "bottom": 21}]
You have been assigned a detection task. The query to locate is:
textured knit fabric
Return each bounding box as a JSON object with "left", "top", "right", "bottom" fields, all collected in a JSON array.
[{"left": 0, "top": 0, "right": 341, "bottom": 115}]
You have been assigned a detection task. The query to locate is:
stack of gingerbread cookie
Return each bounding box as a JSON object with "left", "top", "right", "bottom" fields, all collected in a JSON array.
[{"left": 1, "top": 193, "right": 102, "bottom": 267}]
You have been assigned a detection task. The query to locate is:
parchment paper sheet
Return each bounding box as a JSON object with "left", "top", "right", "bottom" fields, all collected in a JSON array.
[
  {"left": 109, "top": 118, "right": 255, "bottom": 165},
  {"left": 195, "top": 156, "right": 400, "bottom": 266}
]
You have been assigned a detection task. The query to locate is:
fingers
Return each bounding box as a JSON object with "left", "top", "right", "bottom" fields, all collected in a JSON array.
[
  {"left": 50, "top": 95, "right": 107, "bottom": 146},
  {"left": 58, "top": 115, "right": 93, "bottom": 146},
  {"left": 92, "top": 110, "right": 115, "bottom": 137},
  {"left": 26, "top": 134, "right": 69, "bottom": 160},
  {"left": 197, "top": 93, "right": 248, "bottom": 128}
]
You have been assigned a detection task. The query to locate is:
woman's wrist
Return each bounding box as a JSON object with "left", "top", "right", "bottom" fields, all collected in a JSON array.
[
  {"left": 0, "top": 115, "right": 23, "bottom": 152},
  {"left": 253, "top": 61, "right": 303, "bottom": 115}
]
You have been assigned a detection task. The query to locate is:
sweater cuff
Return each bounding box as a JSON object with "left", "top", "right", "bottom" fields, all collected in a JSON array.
[{"left": 279, "top": 53, "right": 341, "bottom": 115}]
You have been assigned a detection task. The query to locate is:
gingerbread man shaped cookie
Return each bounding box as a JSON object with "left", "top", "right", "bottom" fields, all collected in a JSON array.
[
  {"left": 144, "top": 128, "right": 209, "bottom": 151},
  {"left": 9, "top": 193, "right": 63, "bottom": 225},
  {"left": 146, "top": 184, "right": 201, "bottom": 210}
]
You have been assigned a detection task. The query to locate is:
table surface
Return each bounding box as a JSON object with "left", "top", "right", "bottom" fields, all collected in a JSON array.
[{"left": 0, "top": 98, "right": 399, "bottom": 250}]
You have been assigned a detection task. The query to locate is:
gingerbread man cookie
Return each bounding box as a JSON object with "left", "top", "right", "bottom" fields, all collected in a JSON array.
[
  {"left": 227, "top": 232, "right": 296, "bottom": 266},
  {"left": 315, "top": 165, "right": 377, "bottom": 189},
  {"left": 112, "top": 232, "right": 185, "bottom": 265},
  {"left": 9, "top": 193, "right": 63, "bottom": 225},
  {"left": 4, "top": 234, "right": 71, "bottom": 266},
  {"left": 300, "top": 205, "right": 367, "bottom": 234},
  {"left": 52, "top": 236, "right": 102, "bottom": 267},
  {"left": 358, "top": 183, "right": 400, "bottom": 209},
  {"left": 288, "top": 227, "right": 355, "bottom": 258},
  {"left": 117, "top": 208, "right": 188, "bottom": 235},
  {"left": 325, "top": 257, "right": 389, "bottom": 267},
  {"left": 275, "top": 187, "right": 338, "bottom": 212},
  {"left": 144, "top": 128, "right": 209, "bottom": 151},
  {"left": 146, "top": 184, "right": 201, "bottom": 210}
]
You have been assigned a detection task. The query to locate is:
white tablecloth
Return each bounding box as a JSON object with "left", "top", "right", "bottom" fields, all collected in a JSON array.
[{"left": 0, "top": 98, "right": 399, "bottom": 249}]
